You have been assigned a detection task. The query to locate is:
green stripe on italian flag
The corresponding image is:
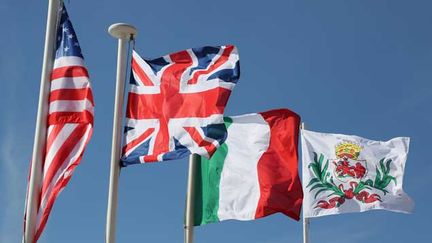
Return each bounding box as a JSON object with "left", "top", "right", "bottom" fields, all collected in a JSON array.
[{"left": 193, "top": 109, "right": 303, "bottom": 226}]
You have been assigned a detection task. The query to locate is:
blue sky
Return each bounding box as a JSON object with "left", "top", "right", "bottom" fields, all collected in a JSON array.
[{"left": 1, "top": 0, "right": 431, "bottom": 242}]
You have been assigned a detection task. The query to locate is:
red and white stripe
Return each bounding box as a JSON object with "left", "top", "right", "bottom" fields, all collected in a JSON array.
[{"left": 33, "top": 55, "right": 93, "bottom": 242}]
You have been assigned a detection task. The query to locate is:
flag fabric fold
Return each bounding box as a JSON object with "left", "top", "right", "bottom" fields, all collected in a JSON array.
[
  {"left": 301, "top": 129, "right": 414, "bottom": 218},
  {"left": 24, "top": 5, "right": 94, "bottom": 242},
  {"left": 121, "top": 45, "right": 240, "bottom": 165},
  {"left": 193, "top": 109, "right": 303, "bottom": 226}
]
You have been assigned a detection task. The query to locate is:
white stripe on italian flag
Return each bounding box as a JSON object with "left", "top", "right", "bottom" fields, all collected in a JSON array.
[{"left": 193, "top": 109, "right": 303, "bottom": 225}]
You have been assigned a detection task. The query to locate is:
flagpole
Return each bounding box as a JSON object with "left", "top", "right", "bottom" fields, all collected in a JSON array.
[
  {"left": 184, "top": 154, "right": 199, "bottom": 243},
  {"left": 301, "top": 122, "right": 310, "bottom": 243},
  {"left": 106, "top": 23, "right": 137, "bottom": 243},
  {"left": 303, "top": 217, "right": 310, "bottom": 243},
  {"left": 24, "top": 0, "right": 60, "bottom": 242}
]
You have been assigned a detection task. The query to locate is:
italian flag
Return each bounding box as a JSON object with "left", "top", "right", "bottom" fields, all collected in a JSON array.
[{"left": 193, "top": 109, "right": 303, "bottom": 225}]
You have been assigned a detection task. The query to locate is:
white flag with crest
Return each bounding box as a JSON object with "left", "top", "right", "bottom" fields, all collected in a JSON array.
[{"left": 301, "top": 129, "right": 414, "bottom": 218}]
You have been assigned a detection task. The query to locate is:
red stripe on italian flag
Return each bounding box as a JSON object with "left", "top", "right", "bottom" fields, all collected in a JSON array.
[{"left": 194, "top": 109, "right": 303, "bottom": 225}]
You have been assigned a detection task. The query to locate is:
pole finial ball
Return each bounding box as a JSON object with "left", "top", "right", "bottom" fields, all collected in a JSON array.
[{"left": 108, "top": 23, "right": 137, "bottom": 39}]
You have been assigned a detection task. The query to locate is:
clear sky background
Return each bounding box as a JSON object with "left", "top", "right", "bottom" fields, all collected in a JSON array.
[{"left": 1, "top": 0, "right": 431, "bottom": 242}]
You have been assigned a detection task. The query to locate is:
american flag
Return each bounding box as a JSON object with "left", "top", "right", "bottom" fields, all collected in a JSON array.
[
  {"left": 121, "top": 45, "right": 239, "bottom": 164},
  {"left": 24, "top": 5, "right": 93, "bottom": 242}
]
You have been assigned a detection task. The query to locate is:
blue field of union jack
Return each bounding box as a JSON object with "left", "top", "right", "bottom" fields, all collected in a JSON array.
[{"left": 121, "top": 45, "right": 240, "bottom": 165}]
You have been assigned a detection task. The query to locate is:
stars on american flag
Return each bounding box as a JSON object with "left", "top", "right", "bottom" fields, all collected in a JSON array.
[{"left": 55, "top": 6, "right": 83, "bottom": 58}]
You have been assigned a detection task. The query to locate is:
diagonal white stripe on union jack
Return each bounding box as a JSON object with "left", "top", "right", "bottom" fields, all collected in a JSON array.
[{"left": 122, "top": 45, "right": 240, "bottom": 164}]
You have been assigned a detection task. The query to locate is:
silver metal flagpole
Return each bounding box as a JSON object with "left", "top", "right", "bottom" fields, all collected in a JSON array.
[
  {"left": 106, "top": 23, "right": 137, "bottom": 243},
  {"left": 184, "top": 154, "right": 199, "bottom": 243},
  {"left": 303, "top": 216, "right": 310, "bottom": 243},
  {"left": 301, "top": 122, "right": 310, "bottom": 243},
  {"left": 24, "top": 0, "right": 60, "bottom": 242}
]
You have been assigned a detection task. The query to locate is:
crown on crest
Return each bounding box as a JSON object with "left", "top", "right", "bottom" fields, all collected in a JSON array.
[{"left": 335, "top": 141, "right": 362, "bottom": 160}]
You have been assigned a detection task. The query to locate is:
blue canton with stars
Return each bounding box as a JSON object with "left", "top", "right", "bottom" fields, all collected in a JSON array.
[{"left": 55, "top": 5, "right": 83, "bottom": 59}]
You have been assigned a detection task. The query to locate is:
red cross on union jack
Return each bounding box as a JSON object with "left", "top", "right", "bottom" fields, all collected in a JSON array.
[{"left": 121, "top": 45, "right": 240, "bottom": 165}]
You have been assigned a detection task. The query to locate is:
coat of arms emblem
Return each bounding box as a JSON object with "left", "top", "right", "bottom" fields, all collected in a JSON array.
[
  {"left": 306, "top": 141, "right": 398, "bottom": 209},
  {"left": 333, "top": 142, "right": 367, "bottom": 181}
]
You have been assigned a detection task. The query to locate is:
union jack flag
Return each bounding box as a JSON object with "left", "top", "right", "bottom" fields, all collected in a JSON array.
[
  {"left": 121, "top": 45, "right": 239, "bottom": 165},
  {"left": 24, "top": 5, "right": 93, "bottom": 242}
]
